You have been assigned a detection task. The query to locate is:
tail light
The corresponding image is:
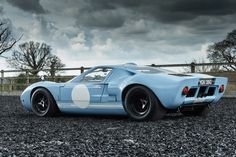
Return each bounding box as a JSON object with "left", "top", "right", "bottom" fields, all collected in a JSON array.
[
  {"left": 182, "top": 86, "right": 189, "bottom": 96},
  {"left": 219, "top": 85, "right": 224, "bottom": 93}
]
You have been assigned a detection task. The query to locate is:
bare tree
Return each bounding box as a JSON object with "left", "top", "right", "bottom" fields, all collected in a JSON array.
[
  {"left": 7, "top": 41, "right": 64, "bottom": 76},
  {"left": 0, "top": 19, "right": 18, "bottom": 56},
  {"left": 46, "top": 55, "right": 65, "bottom": 78},
  {"left": 207, "top": 29, "right": 236, "bottom": 71}
]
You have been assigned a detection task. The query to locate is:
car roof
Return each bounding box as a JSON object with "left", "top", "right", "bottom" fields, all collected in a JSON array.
[
  {"left": 93, "top": 63, "right": 172, "bottom": 74},
  {"left": 93, "top": 63, "right": 139, "bottom": 71}
]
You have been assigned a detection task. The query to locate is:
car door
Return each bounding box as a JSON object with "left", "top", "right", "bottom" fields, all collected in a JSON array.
[
  {"left": 81, "top": 67, "right": 113, "bottom": 103},
  {"left": 59, "top": 67, "right": 113, "bottom": 106}
]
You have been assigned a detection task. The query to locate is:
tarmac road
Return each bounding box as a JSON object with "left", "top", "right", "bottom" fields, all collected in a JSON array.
[{"left": 0, "top": 96, "right": 236, "bottom": 156}]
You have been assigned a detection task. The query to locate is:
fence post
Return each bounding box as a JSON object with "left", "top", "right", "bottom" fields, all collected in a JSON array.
[
  {"left": 1, "top": 70, "right": 4, "bottom": 93},
  {"left": 26, "top": 70, "right": 29, "bottom": 85},
  {"left": 190, "top": 62, "right": 195, "bottom": 73},
  {"left": 9, "top": 78, "right": 13, "bottom": 92},
  {"left": 81, "top": 66, "right": 84, "bottom": 74}
]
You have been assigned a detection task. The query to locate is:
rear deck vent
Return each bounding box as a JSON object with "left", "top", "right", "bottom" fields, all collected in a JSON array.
[
  {"left": 169, "top": 74, "right": 192, "bottom": 77},
  {"left": 197, "top": 86, "right": 207, "bottom": 98},
  {"left": 186, "top": 88, "right": 197, "bottom": 97},
  {"left": 206, "top": 87, "right": 216, "bottom": 96}
]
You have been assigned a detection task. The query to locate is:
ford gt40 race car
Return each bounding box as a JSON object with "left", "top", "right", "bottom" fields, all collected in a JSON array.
[{"left": 21, "top": 63, "right": 228, "bottom": 121}]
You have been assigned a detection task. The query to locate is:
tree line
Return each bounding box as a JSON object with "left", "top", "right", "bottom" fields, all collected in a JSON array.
[
  {"left": 7, "top": 41, "right": 64, "bottom": 77},
  {"left": 0, "top": 18, "right": 236, "bottom": 75},
  {"left": 0, "top": 19, "right": 64, "bottom": 78}
]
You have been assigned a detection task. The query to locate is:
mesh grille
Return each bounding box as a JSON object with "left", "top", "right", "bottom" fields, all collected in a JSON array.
[
  {"left": 186, "top": 88, "right": 197, "bottom": 97},
  {"left": 186, "top": 86, "right": 216, "bottom": 98}
]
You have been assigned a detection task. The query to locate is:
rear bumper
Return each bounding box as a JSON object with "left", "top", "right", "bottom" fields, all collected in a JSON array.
[
  {"left": 183, "top": 96, "right": 215, "bottom": 105},
  {"left": 164, "top": 88, "right": 224, "bottom": 109}
]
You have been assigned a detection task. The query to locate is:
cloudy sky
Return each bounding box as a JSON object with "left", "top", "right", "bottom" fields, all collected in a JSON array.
[{"left": 1, "top": 0, "right": 236, "bottom": 70}]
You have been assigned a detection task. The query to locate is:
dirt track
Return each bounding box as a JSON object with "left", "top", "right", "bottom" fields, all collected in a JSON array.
[{"left": 0, "top": 96, "right": 236, "bottom": 156}]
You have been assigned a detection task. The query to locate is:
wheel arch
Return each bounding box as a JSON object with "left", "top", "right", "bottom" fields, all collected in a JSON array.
[
  {"left": 30, "top": 87, "right": 58, "bottom": 107},
  {"left": 30, "top": 86, "right": 61, "bottom": 116},
  {"left": 121, "top": 84, "right": 164, "bottom": 107}
]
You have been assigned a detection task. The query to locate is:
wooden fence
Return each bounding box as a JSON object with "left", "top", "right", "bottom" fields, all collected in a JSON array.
[{"left": 0, "top": 63, "right": 235, "bottom": 96}]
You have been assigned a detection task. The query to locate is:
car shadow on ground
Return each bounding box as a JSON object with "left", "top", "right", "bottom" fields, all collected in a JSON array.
[
  {"left": 16, "top": 110, "right": 190, "bottom": 122},
  {"left": 162, "top": 114, "right": 185, "bottom": 120}
]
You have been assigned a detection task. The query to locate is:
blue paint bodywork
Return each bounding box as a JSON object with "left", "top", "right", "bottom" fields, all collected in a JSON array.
[{"left": 20, "top": 64, "right": 228, "bottom": 115}]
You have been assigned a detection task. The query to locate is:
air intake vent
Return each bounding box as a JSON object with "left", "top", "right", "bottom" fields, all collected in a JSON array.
[
  {"left": 169, "top": 74, "right": 192, "bottom": 77},
  {"left": 206, "top": 87, "right": 216, "bottom": 96},
  {"left": 186, "top": 88, "right": 197, "bottom": 97}
]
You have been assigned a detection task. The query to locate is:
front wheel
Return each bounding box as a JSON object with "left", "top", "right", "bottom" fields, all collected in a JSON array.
[
  {"left": 31, "top": 88, "right": 59, "bottom": 117},
  {"left": 124, "top": 86, "right": 166, "bottom": 121}
]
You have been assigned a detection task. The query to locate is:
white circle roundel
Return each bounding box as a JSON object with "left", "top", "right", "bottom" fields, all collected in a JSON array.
[{"left": 71, "top": 84, "right": 90, "bottom": 108}]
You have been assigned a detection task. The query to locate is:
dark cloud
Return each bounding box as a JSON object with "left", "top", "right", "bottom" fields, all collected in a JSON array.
[
  {"left": 149, "top": 0, "right": 236, "bottom": 23},
  {"left": 68, "top": 0, "right": 236, "bottom": 33},
  {"left": 7, "top": 0, "right": 46, "bottom": 14},
  {"left": 31, "top": 15, "right": 58, "bottom": 39},
  {"left": 1, "top": 0, "right": 236, "bottom": 68},
  {"left": 78, "top": 0, "right": 236, "bottom": 24},
  {"left": 77, "top": 9, "right": 125, "bottom": 29},
  {"left": 168, "top": 0, "right": 236, "bottom": 15},
  {"left": 0, "top": 6, "right": 3, "bottom": 14}
]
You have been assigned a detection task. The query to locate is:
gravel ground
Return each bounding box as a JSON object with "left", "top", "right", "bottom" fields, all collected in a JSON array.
[{"left": 0, "top": 96, "right": 236, "bottom": 157}]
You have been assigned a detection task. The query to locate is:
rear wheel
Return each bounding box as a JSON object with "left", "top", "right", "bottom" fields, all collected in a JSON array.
[
  {"left": 180, "top": 105, "right": 210, "bottom": 116},
  {"left": 124, "top": 86, "right": 166, "bottom": 121},
  {"left": 31, "top": 88, "right": 59, "bottom": 117}
]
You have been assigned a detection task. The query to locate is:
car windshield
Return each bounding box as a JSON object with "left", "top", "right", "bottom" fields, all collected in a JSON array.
[
  {"left": 130, "top": 66, "right": 173, "bottom": 74},
  {"left": 67, "top": 67, "right": 112, "bottom": 83},
  {"left": 82, "top": 68, "right": 112, "bottom": 82}
]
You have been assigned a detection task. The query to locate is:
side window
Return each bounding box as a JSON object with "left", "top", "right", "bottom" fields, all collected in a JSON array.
[{"left": 82, "top": 68, "right": 112, "bottom": 82}]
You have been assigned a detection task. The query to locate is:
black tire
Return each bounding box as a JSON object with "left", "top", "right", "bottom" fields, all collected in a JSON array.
[
  {"left": 31, "top": 88, "right": 59, "bottom": 117},
  {"left": 180, "top": 105, "right": 210, "bottom": 117},
  {"left": 124, "top": 86, "right": 166, "bottom": 121}
]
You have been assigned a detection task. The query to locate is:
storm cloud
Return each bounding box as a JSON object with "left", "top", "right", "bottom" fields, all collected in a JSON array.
[
  {"left": 77, "top": 9, "right": 126, "bottom": 29},
  {"left": 73, "top": 0, "right": 236, "bottom": 26},
  {"left": 55, "top": 0, "right": 236, "bottom": 41},
  {"left": 7, "top": 0, "right": 46, "bottom": 14},
  {"left": 0, "top": 6, "right": 3, "bottom": 14},
  {"left": 0, "top": 0, "right": 236, "bottom": 69}
]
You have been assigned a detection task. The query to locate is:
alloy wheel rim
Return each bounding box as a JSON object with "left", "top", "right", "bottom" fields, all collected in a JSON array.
[
  {"left": 129, "top": 91, "right": 150, "bottom": 116},
  {"left": 33, "top": 93, "right": 49, "bottom": 114}
]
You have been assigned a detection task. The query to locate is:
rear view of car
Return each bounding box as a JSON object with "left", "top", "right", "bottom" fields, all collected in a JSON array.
[{"left": 176, "top": 76, "right": 227, "bottom": 116}]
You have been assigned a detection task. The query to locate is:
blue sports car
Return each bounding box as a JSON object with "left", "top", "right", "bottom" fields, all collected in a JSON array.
[{"left": 21, "top": 63, "right": 228, "bottom": 121}]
